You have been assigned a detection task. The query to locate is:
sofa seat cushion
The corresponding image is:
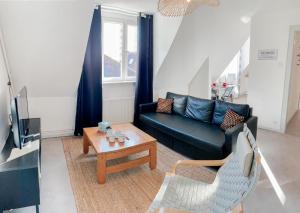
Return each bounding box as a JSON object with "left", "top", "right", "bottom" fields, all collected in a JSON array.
[
  {"left": 140, "top": 113, "right": 225, "bottom": 156},
  {"left": 185, "top": 96, "right": 215, "bottom": 123}
]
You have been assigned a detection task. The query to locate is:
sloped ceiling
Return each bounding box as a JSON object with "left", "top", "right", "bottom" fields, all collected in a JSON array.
[
  {"left": 0, "top": 0, "right": 158, "bottom": 98},
  {"left": 0, "top": 0, "right": 94, "bottom": 97},
  {"left": 155, "top": 0, "right": 256, "bottom": 95},
  {"left": 154, "top": 0, "right": 300, "bottom": 96}
]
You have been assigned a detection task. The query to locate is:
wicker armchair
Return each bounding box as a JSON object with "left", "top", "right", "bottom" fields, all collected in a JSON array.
[{"left": 148, "top": 124, "right": 261, "bottom": 213}]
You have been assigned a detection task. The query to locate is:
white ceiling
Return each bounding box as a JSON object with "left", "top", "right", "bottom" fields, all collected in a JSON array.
[
  {"left": 98, "top": 0, "right": 300, "bottom": 14},
  {"left": 97, "top": 0, "right": 158, "bottom": 13}
]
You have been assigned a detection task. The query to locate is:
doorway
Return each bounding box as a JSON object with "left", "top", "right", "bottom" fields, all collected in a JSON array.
[{"left": 286, "top": 31, "right": 300, "bottom": 136}]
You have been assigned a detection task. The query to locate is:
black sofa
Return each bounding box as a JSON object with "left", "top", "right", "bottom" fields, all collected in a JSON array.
[{"left": 137, "top": 92, "right": 258, "bottom": 160}]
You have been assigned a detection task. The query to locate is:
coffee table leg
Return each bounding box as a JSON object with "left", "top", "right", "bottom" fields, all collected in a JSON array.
[
  {"left": 149, "top": 143, "right": 157, "bottom": 170},
  {"left": 83, "top": 132, "right": 90, "bottom": 154},
  {"left": 97, "top": 154, "right": 106, "bottom": 184}
]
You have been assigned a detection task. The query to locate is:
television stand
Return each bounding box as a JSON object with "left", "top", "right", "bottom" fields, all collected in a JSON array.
[{"left": 0, "top": 118, "right": 41, "bottom": 213}]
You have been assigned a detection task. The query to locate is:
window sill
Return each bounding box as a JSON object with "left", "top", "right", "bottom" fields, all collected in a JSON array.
[{"left": 102, "top": 81, "right": 136, "bottom": 85}]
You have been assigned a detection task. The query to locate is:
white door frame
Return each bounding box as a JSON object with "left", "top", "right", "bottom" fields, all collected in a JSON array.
[{"left": 281, "top": 25, "right": 300, "bottom": 132}]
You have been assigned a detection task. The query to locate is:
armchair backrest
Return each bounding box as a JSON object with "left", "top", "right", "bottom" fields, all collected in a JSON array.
[{"left": 210, "top": 124, "right": 261, "bottom": 212}]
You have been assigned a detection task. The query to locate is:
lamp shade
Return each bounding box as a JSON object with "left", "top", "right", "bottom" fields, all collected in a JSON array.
[{"left": 158, "top": 0, "right": 220, "bottom": 17}]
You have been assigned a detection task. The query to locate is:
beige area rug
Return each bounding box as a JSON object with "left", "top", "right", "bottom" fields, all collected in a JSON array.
[{"left": 62, "top": 137, "right": 216, "bottom": 213}]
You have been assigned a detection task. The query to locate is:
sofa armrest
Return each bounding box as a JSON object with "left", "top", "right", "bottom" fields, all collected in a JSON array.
[
  {"left": 139, "top": 102, "right": 157, "bottom": 114},
  {"left": 246, "top": 116, "right": 258, "bottom": 139}
]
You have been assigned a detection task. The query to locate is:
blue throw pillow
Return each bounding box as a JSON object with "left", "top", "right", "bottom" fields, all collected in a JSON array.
[
  {"left": 185, "top": 96, "right": 215, "bottom": 123},
  {"left": 212, "top": 101, "right": 250, "bottom": 125}
]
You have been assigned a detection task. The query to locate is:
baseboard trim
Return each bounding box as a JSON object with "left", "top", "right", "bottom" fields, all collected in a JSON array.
[
  {"left": 258, "top": 126, "right": 283, "bottom": 133},
  {"left": 42, "top": 129, "right": 74, "bottom": 139},
  {"left": 238, "top": 92, "right": 248, "bottom": 96}
]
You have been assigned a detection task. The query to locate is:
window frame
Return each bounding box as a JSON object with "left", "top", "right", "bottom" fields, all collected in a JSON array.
[{"left": 102, "top": 12, "right": 138, "bottom": 83}]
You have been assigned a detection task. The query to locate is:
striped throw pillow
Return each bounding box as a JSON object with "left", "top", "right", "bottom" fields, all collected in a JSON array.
[
  {"left": 221, "top": 109, "right": 244, "bottom": 130},
  {"left": 156, "top": 98, "right": 173, "bottom": 114}
]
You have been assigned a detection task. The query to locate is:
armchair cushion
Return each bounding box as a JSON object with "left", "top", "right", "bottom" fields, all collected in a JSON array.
[
  {"left": 166, "top": 92, "right": 187, "bottom": 116},
  {"left": 185, "top": 96, "right": 215, "bottom": 123},
  {"left": 236, "top": 130, "right": 254, "bottom": 177}
]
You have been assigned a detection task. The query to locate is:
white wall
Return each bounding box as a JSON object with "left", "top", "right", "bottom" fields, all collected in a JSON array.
[
  {"left": 0, "top": 1, "right": 94, "bottom": 137},
  {"left": 99, "top": 0, "right": 157, "bottom": 13},
  {"left": 239, "top": 68, "right": 249, "bottom": 96},
  {"left": 27, "top": 83, "right": 135, "bottom": 138},
  {"left": 188, "top": 58, "right": 210, "bottom": 99},
  {"left": 0, "top": 31, "right": 10, "bottom": 150},
  {"left": 28, "top": 97, "right": 77, "bottom": 138},
  {"left": 153, "top": 0, "right": 300, "bottom": 132},
  {"left": 0, "top": 0, "right": 183, "bottom": 136},
  {"left": 153, "top": 14, "right": 182, "bottom": 76},
  {"left": 153, "top": 13, "right": 183, "bottom": 99},
  {"left": 0, "top": 1, "right": 181, "bottom": 137},
  {"left": 2, "top": 0, "right": 299, "bottom": 136},
  {"left": 247, "top": 9, "right": 300, "bottom": 132},
  {"left": 154, "top": 0, "right": 256, "bottom": 98}
]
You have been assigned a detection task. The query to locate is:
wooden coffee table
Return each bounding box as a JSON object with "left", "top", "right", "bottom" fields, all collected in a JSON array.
[{"left": 83, "top": 123, "right": 157, "bottom": 184}]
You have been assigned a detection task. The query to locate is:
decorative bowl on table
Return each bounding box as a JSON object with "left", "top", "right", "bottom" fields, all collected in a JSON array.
[{"left": 98, "top": 121, "right": 111, "bottom": 133}]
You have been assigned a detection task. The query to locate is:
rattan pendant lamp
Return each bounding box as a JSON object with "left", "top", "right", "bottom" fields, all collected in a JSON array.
[{"left": 158, "top": 0, "right": 220, "bottom": 17}]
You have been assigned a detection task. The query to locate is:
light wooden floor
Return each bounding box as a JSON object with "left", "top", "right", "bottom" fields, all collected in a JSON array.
[
  {"left": 244, "top": 129, "right": 300, "bottom": 212},
  {"left": 5, "top": 138, "right": 77, "bottom": 213},
  {"left": 7, "top": 124, "right": 300, "bottom": 213},
  {"left": 286, "top": 110, "right": 300, "bottom": 137}
]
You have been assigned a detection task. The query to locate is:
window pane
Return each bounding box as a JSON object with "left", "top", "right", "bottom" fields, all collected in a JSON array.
[
  {"left": 127, "top": 25, "right": 137, "bottom": 77},
  {"left": 103, "top": 22, "right": 123, "bottom": 79}
]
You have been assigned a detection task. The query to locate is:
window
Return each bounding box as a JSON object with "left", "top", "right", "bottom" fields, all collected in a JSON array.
[
  {"left": 215, "top": 38, "right": 251, "bottom": 99},
  {"left": 102, "top": 14, "right": 138, "bottom": 82},
  {"left": 218, "top": 38, "right": 250, "bottom": 85}
]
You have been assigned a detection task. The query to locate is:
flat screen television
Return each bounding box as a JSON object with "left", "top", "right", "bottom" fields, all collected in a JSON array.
[
  {"left": 0, "top": 90, "right": 9, "bottom": 153},
  {"left": 11, "top": 87, "right": 30, "bottom": 149}
]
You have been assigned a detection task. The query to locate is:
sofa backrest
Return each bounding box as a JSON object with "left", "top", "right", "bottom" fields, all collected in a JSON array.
[
  {"left": 212, "top": 100, "right": 250, "bottom": 125},
  {"left": 185, "top": 96, "right": 215, "bottom": 123},
  {"left": 165, "top": 92, "right": 251, "bottom": 125},
  {"left": 166, "top": 92, "right": 187, "bottom": 116}
]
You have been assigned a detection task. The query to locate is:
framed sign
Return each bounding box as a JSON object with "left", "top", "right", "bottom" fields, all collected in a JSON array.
[{"left": 257, "top": 49, "right": 278, "bottom": 60}]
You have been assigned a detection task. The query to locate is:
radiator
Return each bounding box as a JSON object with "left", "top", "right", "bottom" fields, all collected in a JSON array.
[{"left": 103, "top": 97, "right": 135, "bottom": 123}]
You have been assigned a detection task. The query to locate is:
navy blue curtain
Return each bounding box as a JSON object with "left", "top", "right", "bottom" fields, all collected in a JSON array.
[
  {"left": 74, "top": 6, "right": 102, "bottom": 136},
  {"left": 133, "top": 14, "right": 154, "bottom": 125}
]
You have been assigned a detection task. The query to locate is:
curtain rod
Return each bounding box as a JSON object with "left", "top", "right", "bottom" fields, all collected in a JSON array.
[{"left": 99, "top": 5, "right": 153, "bottom": 17}]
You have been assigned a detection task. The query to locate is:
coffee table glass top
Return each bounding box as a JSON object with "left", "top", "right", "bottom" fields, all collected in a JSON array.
[{"left": 83, "top": 123, "right": 156, "bottom": 154}]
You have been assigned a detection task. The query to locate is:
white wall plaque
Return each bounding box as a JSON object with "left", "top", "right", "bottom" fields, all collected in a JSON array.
[{"left": 257, "top": 49, "right": 278, "bottom": 60}]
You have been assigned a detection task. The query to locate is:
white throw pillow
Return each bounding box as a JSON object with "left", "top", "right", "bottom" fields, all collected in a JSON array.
[{"left": 236, "top": 131, "right": 254, "bottom": 177}]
